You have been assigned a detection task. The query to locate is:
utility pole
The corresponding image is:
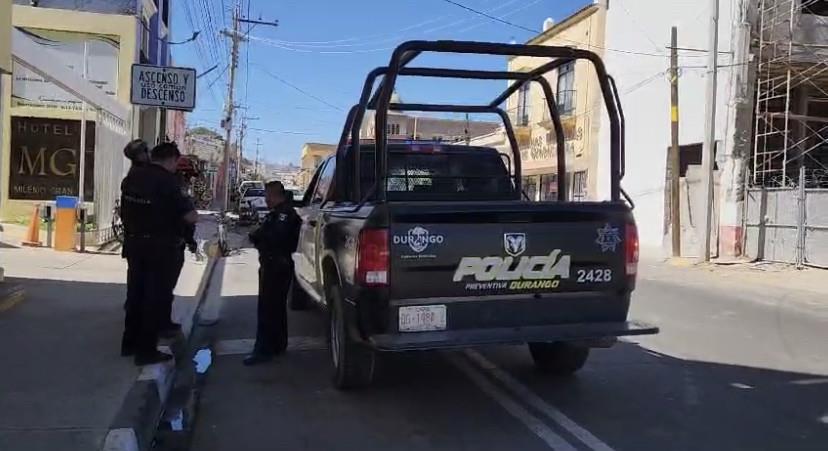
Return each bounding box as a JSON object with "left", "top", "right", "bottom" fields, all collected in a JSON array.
[
  {"left": 669, "top": 27, "right": 681, "bottom": 257},
  {"left": 254, "top": 138, "right": 262, "bottom": 178},
  {"left": 238, "top": 115, "right": 247, "bottom": 180},
  {"left": 219, "top": 6, "right": 242, "bottom": 213},
  {"left": 464, "top": 113, "right": 470, "bottom": 145},
  {"left": 700, "top": 0, "right": 720, "bottom": 262},
  {"left": 218, "top": 5, "right": 278, "bottom": 212}
]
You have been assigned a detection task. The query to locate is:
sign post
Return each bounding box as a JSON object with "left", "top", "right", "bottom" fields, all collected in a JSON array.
[{"left": 130, "top": 64, "right": 197, "bottom": 111}]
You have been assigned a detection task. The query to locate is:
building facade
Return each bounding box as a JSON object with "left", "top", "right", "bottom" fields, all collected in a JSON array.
[
  {"left": 471, "top": 4, "right": 607, "bottom": 203},
  {"left": 298, "top": 142, "right": 336, "bottom": 189},
  {"left": 1, "top": 0, "right": 174, "bottom": 221},
  {"left": 359, "top": 102, "right": 501, "bottom": 144},
  {"left": 595, "top": 0, "right": 828, "bottom": 265}
]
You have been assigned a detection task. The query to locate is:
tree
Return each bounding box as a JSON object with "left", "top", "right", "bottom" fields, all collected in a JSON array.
[{"left": 188, "top": 126, "right": 222, "bottom": 140}]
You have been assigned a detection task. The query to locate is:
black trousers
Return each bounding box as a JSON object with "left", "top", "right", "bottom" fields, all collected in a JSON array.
[
  {"left": 159, "top": 246, "right": 185, "bottom": 328},
  {"left": 123, "top": 243, "right": 179, "bottom": 356},
  {"left": 254, "top": 264, "right": 291, "bottom": 355}
]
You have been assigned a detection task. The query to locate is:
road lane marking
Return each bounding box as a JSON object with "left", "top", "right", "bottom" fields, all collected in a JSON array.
[
  {"left": 464, "top": 349, "right": 616, "bottom": 451},
  {"left": 790, "top": 378, "right": 828, "bottom": 385},
  {"left": 214, "top": 336, "right": 327, "bottom": 356},
  {"left": 445, "top": 352, "right": 578, "bottom": 451}
]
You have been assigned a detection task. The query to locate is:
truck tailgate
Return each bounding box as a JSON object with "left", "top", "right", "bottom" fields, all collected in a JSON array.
[{"left": 388, "top": 202, "right": 633, "bottom": 300}]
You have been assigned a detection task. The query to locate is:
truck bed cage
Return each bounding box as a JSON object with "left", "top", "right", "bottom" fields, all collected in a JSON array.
[{"left": 335, "top": 40, "right": 625, "bottom": 204}]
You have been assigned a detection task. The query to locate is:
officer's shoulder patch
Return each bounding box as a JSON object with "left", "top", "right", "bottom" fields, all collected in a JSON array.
[{"left": 278, "top": 213, "right": 287, "bottom": 221}]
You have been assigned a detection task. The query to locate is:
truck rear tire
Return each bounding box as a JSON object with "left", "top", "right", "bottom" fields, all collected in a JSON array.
[
  {"left": 328, "top": 285, "right": 375, "bottom": 389},
  {"left": 288, "top": 278, "right": 312, "bottom": 311},
  {"left": 528, "top": 342, "right": 590, "bottom": 375}
]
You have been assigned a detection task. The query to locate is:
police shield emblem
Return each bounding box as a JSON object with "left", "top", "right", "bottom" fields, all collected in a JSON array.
[{"left": 503, "top": 233, "right": 526, "bottom": 257}]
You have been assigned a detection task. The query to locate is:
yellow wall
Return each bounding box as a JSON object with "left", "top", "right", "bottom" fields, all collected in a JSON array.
[
  {"left": 1, "top": 5, "right": 138, "bottom": 220},
  {"left": 299, "top": 143, "right": 335, "bottom": 189},
  {"left": 507, "top": 5, "right": 606, "bottom": 199},
  {"left": 0, "top": 0, "right": 11, "bottom": 74}
]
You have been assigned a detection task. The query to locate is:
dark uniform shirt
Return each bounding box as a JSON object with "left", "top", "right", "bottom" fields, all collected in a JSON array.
[
  {"left": 120, "top": 164, "right": 195, "bottom": 251},
  {"left": 249, "top": 200, "right": 301, "bottom": 267}
]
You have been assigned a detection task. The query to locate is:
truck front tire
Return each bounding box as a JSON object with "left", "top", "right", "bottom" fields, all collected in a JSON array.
[
  {"left": 328, "top": 285, "right": 375, "bottom": 389},
  {"left": 528, "top": 342, "right": 590, "bottom": 375}
]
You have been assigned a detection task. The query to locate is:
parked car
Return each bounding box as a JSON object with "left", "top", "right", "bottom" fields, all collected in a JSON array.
[
  {"left": 238, "top": 188, "right": 267, "bottom": 223},
  {"left": 238, "top": 180, "right": 265, "bottom": 197},
  {"left": 290, "top": 40, "right": 657, "bottom": 389}
]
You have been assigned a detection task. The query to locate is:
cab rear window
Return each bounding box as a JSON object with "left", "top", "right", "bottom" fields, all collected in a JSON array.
[{"left": 357, "top": 147, "right": 517, "bottom": 201}]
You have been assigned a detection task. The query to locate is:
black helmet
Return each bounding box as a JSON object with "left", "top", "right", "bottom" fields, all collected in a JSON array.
[{"left": 123, "top": 139, "right": 149, "bottom": 163}]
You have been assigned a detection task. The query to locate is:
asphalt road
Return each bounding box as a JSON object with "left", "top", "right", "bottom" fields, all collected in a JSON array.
[{"left": 188, "top": 246, "right": 828, "bottom": 451}]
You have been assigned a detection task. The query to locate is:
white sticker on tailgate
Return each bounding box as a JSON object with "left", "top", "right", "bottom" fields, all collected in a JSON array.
[{"left": 399, "top": 305, "right": 447, "bottom": 332}]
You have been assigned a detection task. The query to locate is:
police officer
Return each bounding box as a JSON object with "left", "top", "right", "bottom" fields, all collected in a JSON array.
[
  {"left": 244, "top": 181, "right": 301, "bottom": 365},
  {"left": 156, "top": 166, "right": 200, "bottom": 337},
  {"left": 120, "top": 142, "right": 198, "bottom": 365},
  {"left": 120, "top": 139, "right": 149, "bottom": 356}
]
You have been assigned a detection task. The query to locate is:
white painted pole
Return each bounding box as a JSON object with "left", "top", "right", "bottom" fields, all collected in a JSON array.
[{"left": 699, "top": 0, "right": 720, "bottom": 262}]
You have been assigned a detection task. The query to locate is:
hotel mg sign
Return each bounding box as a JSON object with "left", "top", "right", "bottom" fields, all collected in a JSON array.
[{"left": 9, "top": 117, "right": 95, "bottom": 201}]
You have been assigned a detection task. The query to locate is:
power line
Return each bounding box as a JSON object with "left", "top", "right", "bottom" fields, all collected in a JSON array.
[
  {"left": 249, "top": 127, "right": 316, "bottom": 135},
  {"left": 439, "top": 0, "right": 537, "bottom": 34},
  {"left": 262, "top": 0, "right": 521, "bottom": 48},
  {"left": 253, "top": 65, "right": 345, "bottom": 111},
  {"left": 438, "top": 0, "right": 702, "bottom": 58}
]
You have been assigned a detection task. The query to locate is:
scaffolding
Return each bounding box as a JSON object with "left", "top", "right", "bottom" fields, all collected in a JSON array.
[{"left": 753, "top": 0, "right": 828, "bottom": 188}]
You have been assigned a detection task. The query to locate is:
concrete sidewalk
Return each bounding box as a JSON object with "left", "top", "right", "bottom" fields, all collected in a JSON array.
[
  {"left": 640, "top": 256, "right": 828, "bottom": 315},
  {"left": 0, "top": 217, "right": 218, "bottom": 451}
]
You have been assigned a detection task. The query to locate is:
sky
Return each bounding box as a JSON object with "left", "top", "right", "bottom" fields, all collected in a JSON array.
[{"left": 171, "top": 0, "right": 591, "bottom": 166}]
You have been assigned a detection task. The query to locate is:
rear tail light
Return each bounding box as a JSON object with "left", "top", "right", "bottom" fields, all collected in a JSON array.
[
  {"left": 626, "top": 222, "right": 639, "bottom": 276},
  {"left": 356, "top": 229, "right": 389, "bottom": 287}
]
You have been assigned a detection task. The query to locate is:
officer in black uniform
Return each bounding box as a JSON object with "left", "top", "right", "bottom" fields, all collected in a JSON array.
[
  {"left": 120, "top": 142, "right": 198, "bottom": 365},
  {"left": 120, "top": 139, "right": 149, "bottom": 355},
  {"left": 156, "top": 171, "right": 199, "bottom": 337},
  {"left": 244, "top": 181, "right": 301, "bottom": 365}
]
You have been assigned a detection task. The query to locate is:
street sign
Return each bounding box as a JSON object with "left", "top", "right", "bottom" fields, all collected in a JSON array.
[{"left": 130, "top": 64, "right": 197, "bottom": 111}]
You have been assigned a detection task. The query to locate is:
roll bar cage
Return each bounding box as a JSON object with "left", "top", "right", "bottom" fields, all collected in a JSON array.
[{"left": 334, "top": 40, "right": 627, "bottom": 205}]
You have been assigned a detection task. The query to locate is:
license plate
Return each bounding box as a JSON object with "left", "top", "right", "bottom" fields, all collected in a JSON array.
[{"left": 399, "top": 305, "right": 447, "bottom": 332}]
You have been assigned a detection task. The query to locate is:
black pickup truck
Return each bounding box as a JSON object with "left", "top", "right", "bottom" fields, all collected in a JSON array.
[{"left": 291, "top": 40, "right": 657, "bottom": 388}]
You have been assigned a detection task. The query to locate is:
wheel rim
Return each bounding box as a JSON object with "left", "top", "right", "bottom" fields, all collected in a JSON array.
[{"left": 331, "top": 305, "right": 341, "bottom": 368}]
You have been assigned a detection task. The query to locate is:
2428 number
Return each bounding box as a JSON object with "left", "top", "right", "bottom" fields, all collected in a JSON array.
[{"left": 576, "top": 269, "right": 612, "bottom": 283}]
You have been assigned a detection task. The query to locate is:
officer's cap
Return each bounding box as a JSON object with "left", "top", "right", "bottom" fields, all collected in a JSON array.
[{"left": 123, "top": 139, "right": 149, "bottom": 162}]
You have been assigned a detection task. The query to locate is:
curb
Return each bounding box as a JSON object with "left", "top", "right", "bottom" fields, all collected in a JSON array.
[
  {"left": 0, "top": 283, "right": 26, "bottom": 314},
  {"left": 101, "top": 253, "right": 220, "bottom": 451}
]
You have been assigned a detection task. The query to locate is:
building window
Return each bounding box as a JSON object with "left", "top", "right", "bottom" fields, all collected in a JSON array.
[
  {"left": 803, "top": 0, "right": 828, "bottom": 16},
  {"left": 522, "top": 176, "right": 538, "bottom": 201},
  {"left": 557, "top": 62, "right": 576, "bottom": 116},
  {"left": 516, "top": 82, "right": 530, "bottom": 126},
  {"left": 540, "top": 174, "right": 558, "bottom": 201},
  {"left": 572, "top": 170, "right": 588, "bottom": 201},
  {"left": 387, "top": 123, "right": 401, "bottom": 135},
  {"left": 140, "top": 16, "right": 151, "bottom": 61}
]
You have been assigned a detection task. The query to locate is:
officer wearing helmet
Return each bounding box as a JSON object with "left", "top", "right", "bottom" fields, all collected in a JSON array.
[{"left": 120, "top": 141, "right": 198, "bottom": 365}]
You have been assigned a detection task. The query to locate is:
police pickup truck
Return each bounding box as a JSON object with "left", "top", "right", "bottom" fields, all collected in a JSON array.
[{"left": 291, "top": 40, "right": 658, "bottom": 388}]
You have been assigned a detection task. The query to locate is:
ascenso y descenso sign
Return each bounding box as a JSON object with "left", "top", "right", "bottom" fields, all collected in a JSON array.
[{"left": 130, "top": 64, "right": 196, "bottom": 111}]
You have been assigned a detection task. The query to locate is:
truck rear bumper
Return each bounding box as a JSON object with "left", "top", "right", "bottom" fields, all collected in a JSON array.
[{"left": 367, "top": 320, "right": 658, "bottom": 351}]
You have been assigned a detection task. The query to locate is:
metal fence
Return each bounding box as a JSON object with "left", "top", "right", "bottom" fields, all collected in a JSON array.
[
  {"left": 90, "top": 109, "right": 130, "bottom": 245},
  {"left": 744, "top": 168, "right": 828, "bottom": 267}
]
